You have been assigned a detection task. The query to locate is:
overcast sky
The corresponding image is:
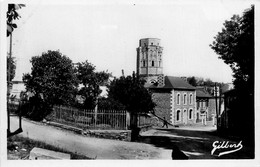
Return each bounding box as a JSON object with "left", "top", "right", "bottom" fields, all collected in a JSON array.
[{"left": 7, "top": 0, "right": 254, "bottom": 83}]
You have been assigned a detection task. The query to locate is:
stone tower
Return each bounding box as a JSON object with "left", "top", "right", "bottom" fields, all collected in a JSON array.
[{"left": 136, "top": 38, "right": 163, "bottom": 84}]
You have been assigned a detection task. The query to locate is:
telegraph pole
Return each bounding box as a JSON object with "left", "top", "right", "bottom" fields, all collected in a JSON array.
[
  {"left": 7, "top": 32, "right": 12, "bottom": 136},
  {"left": 214, "top": 83, "right": 218, "bottom": 127}
]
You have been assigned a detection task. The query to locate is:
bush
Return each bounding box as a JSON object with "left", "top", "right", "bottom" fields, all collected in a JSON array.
[{"left": 19, "top": 95, "right": 53, "bottom": 121}]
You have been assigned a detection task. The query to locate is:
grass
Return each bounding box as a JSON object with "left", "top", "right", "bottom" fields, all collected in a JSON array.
[{"left": 7, "top": 135, "right": 93, "bottom": 160}]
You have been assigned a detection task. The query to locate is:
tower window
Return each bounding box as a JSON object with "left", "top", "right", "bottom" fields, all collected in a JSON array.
[
  {"left": 143, "top": 61, "right": 145, "bottom": 67},
  {"left": 152, "top": 61, "right": 154, "bottom": 67},
  {"left": 151, "top": 42, "right": 153, "bottom": 45},
  {"left": 159, "top": 61, "right": 161, "bottom": 67}
]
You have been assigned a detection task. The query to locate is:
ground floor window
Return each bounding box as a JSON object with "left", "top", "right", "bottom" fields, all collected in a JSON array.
[
  {"left": 176, "top": 110, "right": 181, "bottom": 121},
  {"left": 189, "top": 109, "right": 193, "bottom": 119}
]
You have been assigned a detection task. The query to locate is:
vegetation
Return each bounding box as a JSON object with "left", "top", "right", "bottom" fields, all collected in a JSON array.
[
  {"left": 186, "top": 76, "right": 224, "bottom": 95},
  {"left": 7, "top": 4, "right": 25, "bottom": 36},
  {"left": 22, "top": 50, "right": 78, "bottom": 120},
  {"left": 210, "top": 6, "right": 254, "bottom": 139},
  {"left": 76, "top": 61, "right": 111, "bottom": 109},
  {"left": 108, "top": 73, "right": 155, "bottom": 115},
  {"left": 7, "top": 56, "right": 16, "bottom": 83},
  {"left": 8, "top": 135, "right": 92, "bottom": 159},
  {"left": 107, "top": 72, "right": 155, "bottom": 140},
  {"left": 210, "top": 6, "right": 254, "bottom": 95}
]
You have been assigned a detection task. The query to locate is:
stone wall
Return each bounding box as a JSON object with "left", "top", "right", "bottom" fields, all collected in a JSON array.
[
  {"left": 82, "top": 130, "right": 131, "bottom": 141},
  {"left": 150, "top": 89, "right": 172, "bottom": 123}
]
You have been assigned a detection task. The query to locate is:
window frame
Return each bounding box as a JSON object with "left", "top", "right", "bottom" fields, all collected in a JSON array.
[
  {"left": 177, "top": 93, "right": 181, "bottom": 105},
  {"left": 189, "top": 109, "right": 193, "bottom": 120},
  {"left": 189, "top": 93, "right": 193, "bottom": 105},
  {"left": 176, "top": 109, "right": 181, "bottom": 121},
  {"left": 183, "top": 93, "right": 187, "bottom": 105}
]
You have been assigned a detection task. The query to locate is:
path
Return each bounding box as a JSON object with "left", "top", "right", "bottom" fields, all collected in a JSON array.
[{"left": 10, "top": 116, "right": 171, "bottom": 159}]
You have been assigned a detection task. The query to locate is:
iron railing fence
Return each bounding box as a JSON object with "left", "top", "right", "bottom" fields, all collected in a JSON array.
[{"left": 48, "top": 105, "right": 129, "bottom": 130}]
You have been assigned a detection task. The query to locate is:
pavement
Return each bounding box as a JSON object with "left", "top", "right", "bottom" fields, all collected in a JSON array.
[{"left": 9, "top": 116, "right": 172, "bottom": 159}]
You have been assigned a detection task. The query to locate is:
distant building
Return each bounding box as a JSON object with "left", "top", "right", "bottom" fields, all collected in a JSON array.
[
  {"left": 195, "top": 88, "right": 214, "bottom": 125},
  {"left": 10, "top": 81, "right": 26, "bottom": 99}
]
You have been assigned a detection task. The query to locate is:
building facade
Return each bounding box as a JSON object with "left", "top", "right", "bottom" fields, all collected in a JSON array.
[{"left": 149, "top": 76, "right": 196, "bottom": 125}]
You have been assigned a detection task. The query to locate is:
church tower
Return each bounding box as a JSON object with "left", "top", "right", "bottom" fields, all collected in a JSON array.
[{"left": 136, "top": 38, "right": 163, "bottom": 84}]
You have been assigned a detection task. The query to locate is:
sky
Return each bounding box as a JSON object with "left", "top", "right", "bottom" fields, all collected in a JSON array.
[{"left": 6, "top": 0, "right": 254, "bottom": 83}]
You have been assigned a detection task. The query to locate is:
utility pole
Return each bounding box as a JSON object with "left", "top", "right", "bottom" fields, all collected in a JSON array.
[
  {"left": 7, "top": 32, "right": 12, "bottom": 136},
  {"left": 214, "top": 83, "right": 218, "bottom": 127}
]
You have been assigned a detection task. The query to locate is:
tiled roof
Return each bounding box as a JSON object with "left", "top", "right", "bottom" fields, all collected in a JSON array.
[
  {"left": 149, "top": 76, "right": 196, "bottom": 90},
  {"left": 196, "top": 89, "right": 212, "bottom": 98}
]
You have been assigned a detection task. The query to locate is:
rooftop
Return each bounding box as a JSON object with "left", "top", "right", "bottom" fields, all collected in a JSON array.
[
  {"left": 196, "top": 89, "right": 212, "bottom": 98},
  {"left": 148, "top": 76, "right": 196, "bottom": 90}
]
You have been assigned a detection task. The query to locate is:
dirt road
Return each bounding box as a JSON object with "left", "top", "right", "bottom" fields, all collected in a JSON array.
[{"left": 10, "top": 116, "right": 171, "bottom": 159}]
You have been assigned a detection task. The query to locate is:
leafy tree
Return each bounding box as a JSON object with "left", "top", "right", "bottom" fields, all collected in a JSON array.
[
  {"left": 187, "top": 76, "right": 197, "bottom": 87},
  {"left": 7, "top": 4, "right": 25, "bottom": 36},
  {"left": 210, "top": 6, "right": 254, "bottom": 140},
  {"left": 98, "top": 97, "right": 126, "bottom": 110},
  {"left": 23, "top": 50, "right": 79, "bottom": 120},
  {"left": 7, "top": 56, "right": 16, "bottom": 83},
  {"left": 204, "top": 78, "right": 214, "bottom": 87},
  {"left": 107, "top": 72, "right": 155, "bottom": 140},
  {"left": 76, "top": 61, "right": 110, "bottom": 109},
  {"left": 210, "top": 6, "right": 254, "bottom": 94}
]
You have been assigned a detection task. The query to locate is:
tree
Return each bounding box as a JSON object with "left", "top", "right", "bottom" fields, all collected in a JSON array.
[
  {"left": 97, "top": 97, "right": 125, "bottom": 110},
  {"left": 7, "top": 4, "right": 25, "bottom": 36},
  {"left": 7, "top": 56, "right": 16, "bottom": 83},
  {"left": 187, "top": 76, "right": 197, "bottom": 87},
  {"left": 107, "top": 72, "right": 155, "bottom": 140},
  {"left": 210, "top": 6, "right": 254, "bottom": 94},
  {"left": 76, "top": 61, "right": 111, "bottom": 109},
  {"left": 23, "top": 50, "right": 79, "bottom": 120},
  {"left": 210, "top": 6, "right": 254, "bottom": 141}
]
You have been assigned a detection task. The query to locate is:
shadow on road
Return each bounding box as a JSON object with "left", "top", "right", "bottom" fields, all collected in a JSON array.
[
  {"left": 138, "top": 128, "right": 214, "bottom": 159},
  {"left": 137, "top": 128, "right": 254, "bottom": 159}
]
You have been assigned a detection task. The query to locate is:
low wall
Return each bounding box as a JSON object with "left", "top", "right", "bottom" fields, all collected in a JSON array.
[
  {"left": 138, "top": 125, "right": 153, "bottom": 133},
  {"left": 81, "top": 130, "right": 132, "bottom": 142}
]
